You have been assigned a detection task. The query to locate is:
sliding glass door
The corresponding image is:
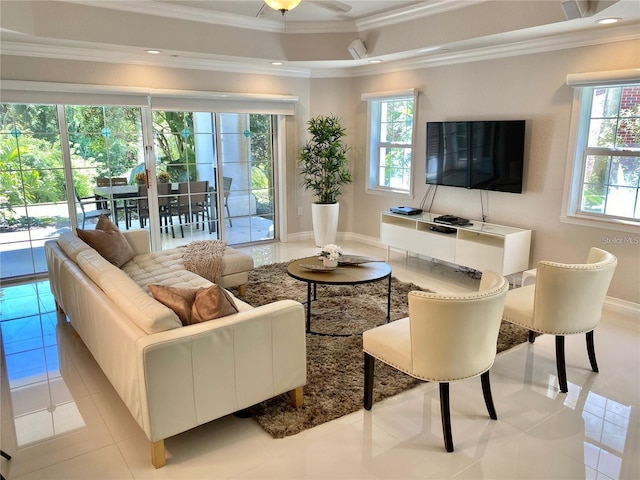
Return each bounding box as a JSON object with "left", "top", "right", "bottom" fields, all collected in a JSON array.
[
  {"left": 151, "top": 110, "right": 276, "bottom": 248},
  {"left": 0, "top": 104, "right": 67, "bottom": 279},
  {"left": 1, "top": 101, "right": 280, "bottom": 282}
]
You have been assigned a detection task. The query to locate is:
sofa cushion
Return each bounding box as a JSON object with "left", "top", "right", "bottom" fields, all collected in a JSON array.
[
  {"left": 76, "top": 248, "right": 182, "bottom": 334},
  {"left": 77, "top": 215, "right": 135, "bottom": 267},
  {"left": 148, "top": 284, "right": 239, "bottom": 325}
]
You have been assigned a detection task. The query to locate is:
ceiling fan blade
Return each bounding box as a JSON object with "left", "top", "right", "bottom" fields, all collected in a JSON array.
[
  {"left": 256, "top": 3, "right": 268, "bottom": 17},
  {"left": 310, "top": 1, "right": 352, "bottom": 13}
]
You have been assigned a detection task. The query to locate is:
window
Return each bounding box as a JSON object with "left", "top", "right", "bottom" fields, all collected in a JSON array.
[
  {"left": 564, "top": 74, "right": 640, "bottom": 228},
  {"left": 363, "top": 89, "right": 417, "bottom": 196}
]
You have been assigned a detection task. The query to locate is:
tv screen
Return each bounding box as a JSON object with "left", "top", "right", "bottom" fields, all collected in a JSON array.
[{"left": 426, "top": 120, "right": 525, "bottom": 193}]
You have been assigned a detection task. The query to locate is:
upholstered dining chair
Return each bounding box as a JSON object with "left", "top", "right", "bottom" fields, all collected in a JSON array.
[
  {"left": 502, "top": 247, "right": 617, "bottom": 393},
  {"left": 363, "top": 270, "right": 509, "bottom": 452}
]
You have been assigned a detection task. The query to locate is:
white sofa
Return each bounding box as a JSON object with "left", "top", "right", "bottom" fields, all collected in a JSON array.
[{"left": 44, "top": 229, "right": 306, "bottom": 468}]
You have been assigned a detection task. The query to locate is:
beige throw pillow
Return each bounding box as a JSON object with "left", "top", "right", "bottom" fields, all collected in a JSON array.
[
  {"left": 148, "top": 284, "right": 239, "bottom": 326},
  {"left": 77, "top": 214, "right": 135, "bottom": 267}
]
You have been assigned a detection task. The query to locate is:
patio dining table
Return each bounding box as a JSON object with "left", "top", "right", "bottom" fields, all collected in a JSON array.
[
  {"left": 94, "top": 183, "right": 219, "bottom": 232},
  {"left": 94, "top": 185, "right": 140, "bottom": 229}
]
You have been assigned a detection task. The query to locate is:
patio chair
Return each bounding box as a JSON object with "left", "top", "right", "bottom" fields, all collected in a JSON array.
[
  {"left": 75, "top": 189, "right": 111, "bottom": 229},
  {"left": 95, "top": 177, "right": 131, "bottom": 226},
  {"left": 137, "top": 183, "right": 175, "bottom": 237},
  {"left": 223, "top": 176, "right": 232, "bottom": 227},
  {"left": 176, "top": 181, "right": 211, "bottom": 238}
]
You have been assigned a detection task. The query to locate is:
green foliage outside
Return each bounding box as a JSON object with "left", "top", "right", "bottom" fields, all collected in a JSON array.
[
  {"left": 1, "top": 103, "right": 276, "bottom": 228},
  {"left": 380, "top": 99, "right": 413, "bottom": 189},
  {"left": 249, "top": 114, "right": 273, "bottom": 215}
]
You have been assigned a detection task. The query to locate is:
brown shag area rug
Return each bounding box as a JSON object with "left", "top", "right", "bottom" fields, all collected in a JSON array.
[{"left": 243, "top": 262, "right": 529, "bottom": 439}]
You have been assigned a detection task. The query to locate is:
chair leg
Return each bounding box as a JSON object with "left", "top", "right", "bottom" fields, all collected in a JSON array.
[
  {"left": 528, "top": 330, "right": 536, "bottom": 343},
  {"left": 586, "top": 330, "right": 599, "bottom": 373},
  {"left": 225, "top": 200, "right": 232, "bottom": 227},
  {"left": 555, "top": 335, "right": 568, "bottom": 393},
  {"left": 439, "top": 382, "right": 454, "bottom": 452},
  {"left": 364, "top": 352, "right": 375, "bottom": 410},
  {"left": 1, "top": 449, "right": 11, "bottom": 480},
  {"left": 480, "top": 371, "right": 498, "bottom": 420}
]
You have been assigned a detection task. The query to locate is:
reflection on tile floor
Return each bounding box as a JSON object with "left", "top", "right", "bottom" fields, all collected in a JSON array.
[{"left": 1, "top": 240, "right": 639, "bottom": 479}]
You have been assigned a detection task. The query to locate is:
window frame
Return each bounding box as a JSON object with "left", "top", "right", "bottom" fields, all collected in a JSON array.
[
  {"left": 562, "top": 77, "right": 640, "bottom": 233},
  {"left": 363, "top": 89, "right": 418, "bottom": 198}
]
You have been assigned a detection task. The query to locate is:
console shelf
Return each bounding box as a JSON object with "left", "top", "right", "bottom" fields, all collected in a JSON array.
[{"left": 380, "top": 211, "right": 531, "bottom": 276}]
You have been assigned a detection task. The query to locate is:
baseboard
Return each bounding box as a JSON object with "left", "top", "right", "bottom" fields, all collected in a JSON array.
[
  {"left": 283, "top": 231, "right": 383, "bottom": 247},
  {"left": 282, "top": 233, "right": 639, "bottom": 316},
  {"left": 604, "top": 296, "right": 640, "bottom": 317}
]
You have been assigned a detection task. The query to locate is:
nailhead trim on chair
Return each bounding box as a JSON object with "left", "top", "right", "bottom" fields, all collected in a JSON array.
[
  {"left": 500, "top": 316, "right": 599, "bottom": 335},
  {"left": 539, "top": 258, "right": 617, "bottom": 270},
  {"left": 362, "top": 350, "right": 494, "bottom": 382}
]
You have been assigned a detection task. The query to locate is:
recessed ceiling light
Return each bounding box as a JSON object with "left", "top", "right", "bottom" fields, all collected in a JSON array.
[
  {"left": 368, "top": 59, "right": 383, "bottom": 64},
  {"left": 271, "top": 61, "right": 283, "bottom": 66},
  {"left": 145, "top": 49, "right": 161, "bottom": 54},
  {"left": 596, "top": 17, "right": 621, "bottom": 24}
]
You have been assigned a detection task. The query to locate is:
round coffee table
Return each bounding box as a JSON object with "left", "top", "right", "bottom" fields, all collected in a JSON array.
[{"left": 287, "top": 256, "right": 392, "bottom": 336}]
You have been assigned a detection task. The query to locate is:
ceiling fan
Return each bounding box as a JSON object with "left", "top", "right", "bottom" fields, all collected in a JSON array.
[{"left": 257, "top": 0, "right": 352, "bottom": 17}]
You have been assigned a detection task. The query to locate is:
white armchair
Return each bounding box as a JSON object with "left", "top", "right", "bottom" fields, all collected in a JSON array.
[
  {"left": 363, "top": 271, "right": 509, "bottom": 452},
  {"left": 502, "top": 247, "right": 617, "bottom": 393}
]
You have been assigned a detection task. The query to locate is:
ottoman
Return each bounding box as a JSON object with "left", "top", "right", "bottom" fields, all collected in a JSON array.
[{"left": 218, "top": 247, "right": 254, "bottom": 296}]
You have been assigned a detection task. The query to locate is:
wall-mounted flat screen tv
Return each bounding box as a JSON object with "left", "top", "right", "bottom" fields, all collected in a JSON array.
[{"left": 426, "top": 120, "right": 526, "bottom": 193}]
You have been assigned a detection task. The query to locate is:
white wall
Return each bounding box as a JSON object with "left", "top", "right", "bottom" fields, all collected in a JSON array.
[
  {"left": 348, "top": 40, "right": 640, "bottom": 304},
  {"left": 1, "top": 39, "right": 639, "bottom": 304}
]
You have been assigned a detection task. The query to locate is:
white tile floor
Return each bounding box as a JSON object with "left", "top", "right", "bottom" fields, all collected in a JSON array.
[{"left": 1, "top": 240, "right": 639, "bottom": 480}]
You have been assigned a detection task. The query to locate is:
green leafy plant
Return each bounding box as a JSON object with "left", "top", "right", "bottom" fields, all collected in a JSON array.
[{"left": 298, "top": 114, "right": 352, "bottom": 204}]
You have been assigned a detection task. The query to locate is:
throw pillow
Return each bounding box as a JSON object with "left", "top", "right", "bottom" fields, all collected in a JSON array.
[
  {"left": 147, "top": 284, "right": 198, "bottom": 325},
  {"left": 148, "top": 284, "right": 238, "bottom": 326},
  {"left": 76, "top": 214, "right": 135, "bottom": 267}
]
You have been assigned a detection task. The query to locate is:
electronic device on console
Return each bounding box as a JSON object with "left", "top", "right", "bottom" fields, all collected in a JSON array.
[
  {"left": 390, "top": 206, "right": 423, "bottom": 215},
  {"left": 430, "top": 225, "right": 457, "bottom": 234},
  {"left": 433, "top": 214, "right": 473, "bottom": 226}
]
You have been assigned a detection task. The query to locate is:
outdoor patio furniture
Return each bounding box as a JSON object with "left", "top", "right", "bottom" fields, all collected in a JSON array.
[
  {"left": 176, "top": 181, "right": 211, "bottom": 238},
  {"left": 75, "top": 190, "right": 111, "bottom": 229}
]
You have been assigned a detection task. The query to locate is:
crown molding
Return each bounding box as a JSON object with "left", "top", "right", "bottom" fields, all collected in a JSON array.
[
  {"left": 0, "top": 41, "right": 313, "bottom": 78},
  {"left": 311, "top": 22, "right": 640, "bottom": 78},
  {"left": 65, "top": 0, "right": 352, "bottom": 34},
  {"left": 67, "top": 1, "right": 284, "bottom": 33},
  {"left": 355, "top": 0, "right": 484, "bottom": 31},
  {"left": 2, "top": 23, "right": 637, "bottom": 80},
  {"left": 63, "top": 0, "right": 475, "bottom": 34}
]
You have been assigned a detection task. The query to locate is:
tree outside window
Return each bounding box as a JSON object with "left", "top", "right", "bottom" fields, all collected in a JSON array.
[{"left": 364, "top": 91, "right": 416, "bottom": 195}]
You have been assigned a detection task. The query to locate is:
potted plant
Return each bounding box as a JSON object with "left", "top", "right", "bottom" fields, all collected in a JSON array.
[
  {"left": 298, "top": 114, "right": 352, "bottom": 246},
  {"left": 157, "top": 171, "right": 171, "bottom": 183},
  {"left": 134, "top": 172, "right": 147, "bottom": 185}
]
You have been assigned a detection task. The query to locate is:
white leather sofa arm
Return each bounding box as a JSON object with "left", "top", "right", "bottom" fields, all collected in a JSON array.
[
  {"left": 123, "top": 229, "right": 152, "bottom": 256},
  {"left": 134, "top": 299, "right": 306, "bottom": 444}
]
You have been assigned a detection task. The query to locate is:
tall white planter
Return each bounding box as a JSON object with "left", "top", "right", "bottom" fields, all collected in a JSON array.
[{"left": 312, "top": 202, "right": 339, "bottom": 247}]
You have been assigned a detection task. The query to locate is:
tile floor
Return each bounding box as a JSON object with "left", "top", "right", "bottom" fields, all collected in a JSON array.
[{"left": 0, "top": 240, "right": 638, "bottom": 479}]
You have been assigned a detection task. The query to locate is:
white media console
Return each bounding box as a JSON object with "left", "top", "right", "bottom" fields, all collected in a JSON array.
[{"left": 380, "top": 211, "right": 532, "bottom": 276}]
